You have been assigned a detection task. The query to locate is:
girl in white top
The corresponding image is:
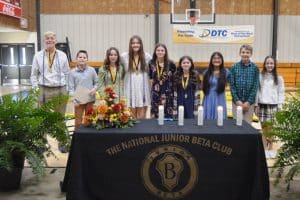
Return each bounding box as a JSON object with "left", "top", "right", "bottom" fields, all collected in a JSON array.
[
  {"left": 257, "top": 55, "right": 285, "bottom": 158},
  {"left": 121, "top": 35, "right": 151, "bottom": 119}
]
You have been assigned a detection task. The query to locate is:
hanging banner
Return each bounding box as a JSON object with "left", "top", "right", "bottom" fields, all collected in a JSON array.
[
  {"left": 0, "top": 0, "right": 22, "bottom": 19},
  {"left": 173, "top": 25, "right": 255, "bottom": 44}
]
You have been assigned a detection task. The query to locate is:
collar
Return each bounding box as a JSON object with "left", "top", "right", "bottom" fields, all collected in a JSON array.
[
  {"left": 76, "top": 66, "right": 87, "bottom": 72},
  {"left": 240, "top": 60, "right": 251, "bottom": 67},
  {"left": 45, "top": 48, "right": 56, "bottom": 53}
]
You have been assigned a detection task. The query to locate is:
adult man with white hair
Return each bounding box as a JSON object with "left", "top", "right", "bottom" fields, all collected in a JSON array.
[
  {"left": 31, "top": 31, "right": 70, "bottom": 113},
  {"left": 31, "top": 31, "right": 70, "bottom": 152}
]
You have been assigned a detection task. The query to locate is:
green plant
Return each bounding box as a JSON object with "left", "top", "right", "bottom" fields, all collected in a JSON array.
[
  {"left": 269, "top": 87, "right": 300, "bottom": 190},
  {"left": 0, "top": 90, "right": 70, "bottom": 177}
]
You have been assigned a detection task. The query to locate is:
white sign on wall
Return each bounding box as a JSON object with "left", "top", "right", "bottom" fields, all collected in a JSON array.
[{"left": 173, "top": 25, "right": 255, "bottom": 44}]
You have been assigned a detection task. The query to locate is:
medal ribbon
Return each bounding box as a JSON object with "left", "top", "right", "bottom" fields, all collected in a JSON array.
[
  {"left": 133, "top": 57, "right": 140, "bottom": 74},
  {"left": 48, "top": 50, "right": 56, "bottom": 70},
  {"left": 109, "top": 67, "right": 118, "bottom": 84},
  {"left": 181, "top": 74, "right": 189, "bottom": 89},
  {"left": 156, "top": 61, "right": 164, "bottom": 80}
]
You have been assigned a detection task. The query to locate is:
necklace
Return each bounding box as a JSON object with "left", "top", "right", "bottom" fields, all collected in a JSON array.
[
  {"left": 133, "top": 57, "right": 140, "bottom": 75},
  {"left": 47, "top": 50, "right": 56, "bottom": 73},
  {"left": 109, "top": 66, "right": 117, "bottom": 84},
  {"left": 182, "top": 74, "right": 189, "bottom": 99},
  {"left": 156, "top": 61, "right": 164, "bottom": 85}
]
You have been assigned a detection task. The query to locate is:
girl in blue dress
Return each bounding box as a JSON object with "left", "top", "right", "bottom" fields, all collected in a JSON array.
[
  {"left": 174, "top": 56, "right": 200, "bottom": 119},
  {"left": 202, "top": 52, "right": 229, "bottom": 119}
]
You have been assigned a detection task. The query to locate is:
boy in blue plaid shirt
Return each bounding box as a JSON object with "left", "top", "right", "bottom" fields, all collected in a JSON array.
[{"left": 230, "top": 44, "right": 259, "bottom": 124}]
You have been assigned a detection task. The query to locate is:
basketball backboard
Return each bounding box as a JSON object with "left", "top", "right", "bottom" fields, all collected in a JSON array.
[{"left": 171, "top": 0, "right": 215, "bottom": 25}]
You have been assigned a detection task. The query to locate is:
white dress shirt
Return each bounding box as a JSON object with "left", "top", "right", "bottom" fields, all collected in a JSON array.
[{"left": 30, "top": 49, "right": 70, "bottom": 88}]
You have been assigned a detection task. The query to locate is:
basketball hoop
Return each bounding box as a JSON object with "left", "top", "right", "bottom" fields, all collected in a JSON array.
[
  {"left": 189, "top": 16, "right": 198, "bottom": 25},
  {"left": 186, "top": 8, "right": 201, "bottom": 26}
]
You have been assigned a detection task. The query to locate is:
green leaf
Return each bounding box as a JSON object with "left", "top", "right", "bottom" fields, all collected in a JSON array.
[
  {"left": 0, "top": 89, "right": 71, "bottom": 178},
  {"left": 270, "top": 86, "right": 300, "bottom": 190}
]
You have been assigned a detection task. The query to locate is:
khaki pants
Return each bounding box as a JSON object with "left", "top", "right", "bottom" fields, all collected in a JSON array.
[
  {"left": 74, "top": 102, "right": 94, "bottom": 128},
  {"left": 38, "top": 85, "right": 68, "bottom": 114},
  {"left": 232, "top": 102, "right": 254, "bottom": 124}
]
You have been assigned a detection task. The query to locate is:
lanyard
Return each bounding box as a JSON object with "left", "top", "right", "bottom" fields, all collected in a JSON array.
[
  {"left": 109, "top": 67, "right": 118, "bottom": 84},
  {"left": 48, "top": 50, "right": 56, "bottom": 72},
  {"left": 181, "top": 74, "right": 189, "bottom": 89},
  {"left": 156, "top": 61, "right": 164, "bottom": 80},
  {"left": 133, "top": 57, "right": 140, "bottom": 75}
]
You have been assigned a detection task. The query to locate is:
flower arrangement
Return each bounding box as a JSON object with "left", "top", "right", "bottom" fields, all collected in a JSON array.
[{"left": 83, "top": 87, "right": 134, "bottom": 129}]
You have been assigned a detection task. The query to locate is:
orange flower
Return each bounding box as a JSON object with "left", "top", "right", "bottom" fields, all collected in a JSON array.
[
  {"left": 119, "top": 102, "right": 126, "bottom": 110},
  {"left": 120, "top": 114, "right": 129, "bottom": 124},
  {"left": 83, "top": 115, "right": 91, "bottom": 126},
  {"left": 97, "top": 104, "right": 108, "bottom": 114}
]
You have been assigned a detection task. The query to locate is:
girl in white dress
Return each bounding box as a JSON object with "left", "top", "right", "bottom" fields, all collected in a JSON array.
[{"left": 121, "top": 35, "right": 151, "bottom": 119}]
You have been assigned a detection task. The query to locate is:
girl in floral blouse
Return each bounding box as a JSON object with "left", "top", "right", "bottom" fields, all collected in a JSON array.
[{"left": 149, "top": 43, "right": 176, "bottom": 118}]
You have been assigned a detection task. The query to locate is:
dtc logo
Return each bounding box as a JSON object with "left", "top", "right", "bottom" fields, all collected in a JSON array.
[
  {"left": 199, "top": 29, "right": 228, "bottom": 37},
  {"left": 141, "top": 145, "right": 198, "bottom": 199}
]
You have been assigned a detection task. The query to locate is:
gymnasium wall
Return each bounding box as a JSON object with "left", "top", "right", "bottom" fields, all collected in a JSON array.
[{"left": 39, "top": 0, "right": 300, "bottom": 63}]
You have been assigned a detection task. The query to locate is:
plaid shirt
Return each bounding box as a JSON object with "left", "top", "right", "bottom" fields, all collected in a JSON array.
[{"left": 230, "top": 61, "right": 259, "bottom": 105}]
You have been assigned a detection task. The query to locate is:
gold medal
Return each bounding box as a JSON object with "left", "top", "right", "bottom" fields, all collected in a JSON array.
[
  {"left": 182, "top": 75, "right": 189, "bottom": 99},
  {"left": 156, "top": 61, "right": 164, "bottom": 82},
  {"left": 181, "top": 74, "right": 189, "bottom": 89},
  {"left": 109, "top": 67, "right": 117, "bottom": 84},
  {"left": 47, "top": 49, "right": 56, "bottom": 73},
  {"left": 133, "top": 57, "right": 140, "bottom": 75}
]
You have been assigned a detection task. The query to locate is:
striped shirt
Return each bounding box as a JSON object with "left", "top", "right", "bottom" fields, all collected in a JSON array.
[{"left": 230, "top": 61, "right": 259, "bottom": 105}]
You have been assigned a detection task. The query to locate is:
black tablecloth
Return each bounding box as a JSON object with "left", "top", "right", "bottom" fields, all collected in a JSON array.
[{"left": 62, "top": 119, "right": 269, "bottom": 200}]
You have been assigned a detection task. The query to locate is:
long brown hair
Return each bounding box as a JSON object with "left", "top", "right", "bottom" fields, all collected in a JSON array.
[
  {"left": 152, "top": 43, "right": 169, "bottom": 68},
  {"left": 103, "top": 47, "right": 120, "bottom": 71},
  {"left": 128, "top": 35, "right": 146, "bottom": 72},
  {"left": 262, "top": 55, "right": 278, "bottom": 85}
]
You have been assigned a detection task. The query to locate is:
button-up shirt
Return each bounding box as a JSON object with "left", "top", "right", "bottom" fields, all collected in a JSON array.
[
  {"left": 230, "top": 61, "right": 259, "bottom": 105},
  {"left": 30, "top": 49, "right": 70, "bottom": 88},
  {"left": 68, "top": 66, "right": 98, "bottom": 97}
]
